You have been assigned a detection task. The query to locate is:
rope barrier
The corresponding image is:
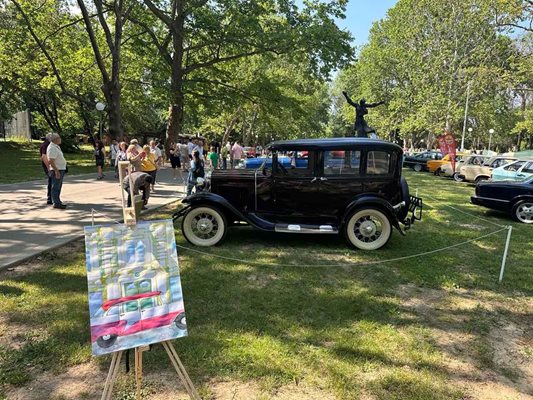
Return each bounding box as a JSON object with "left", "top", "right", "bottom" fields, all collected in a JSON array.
[{"left": 421, "top": 192, "right": 505, "bottom": 228}]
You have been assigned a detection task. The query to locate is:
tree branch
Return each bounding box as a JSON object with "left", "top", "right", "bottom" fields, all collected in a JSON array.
[
  {"left": 143, "top": 0, "right": 172, "bottom": 26},
  {"left": 94, "top": 0, "right": 115, "bottom": 52},
  {"left": 127, "top": 14, "right": 173, "bottom": 65},
  {"left": 184, "top": 50, "right": 274, "bottom": 74}
]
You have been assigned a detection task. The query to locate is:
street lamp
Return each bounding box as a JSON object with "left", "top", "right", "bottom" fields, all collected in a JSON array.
[
  {"left": 95, "top": 101, "right": 105, "bottom": 140},
  {"left": 488, "top": 128, "right": 494, "bottom": 152}
]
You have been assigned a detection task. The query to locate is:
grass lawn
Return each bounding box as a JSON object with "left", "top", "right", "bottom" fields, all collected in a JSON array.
[
  {"left": 0, "top": 140, "right": 98, "bottom": 184},
  {"left": 0, "top": 171, "right": 531, "bottom": 399}
]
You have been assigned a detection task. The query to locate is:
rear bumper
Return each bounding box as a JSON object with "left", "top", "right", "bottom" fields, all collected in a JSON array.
[{"left": 402, "top": 195, "right": 423, "bottom": 230}]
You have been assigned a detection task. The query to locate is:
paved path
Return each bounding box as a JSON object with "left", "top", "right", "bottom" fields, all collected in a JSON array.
[{"left": 0, "top": 167, "right": 186, "bottom": 269}]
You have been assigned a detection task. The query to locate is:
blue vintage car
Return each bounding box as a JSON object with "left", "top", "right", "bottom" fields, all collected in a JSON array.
[{"left": 491, "top": 159, "right": 533, "bottom": 182}]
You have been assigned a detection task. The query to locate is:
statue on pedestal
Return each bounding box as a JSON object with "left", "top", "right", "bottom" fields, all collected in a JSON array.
[{"left": 342, "top": 91, "right": 385, "bottom": 138}]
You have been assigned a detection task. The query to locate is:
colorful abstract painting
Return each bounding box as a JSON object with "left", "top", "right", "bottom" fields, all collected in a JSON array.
[{"left": 84, "top": 220, "right": 187, "bottom": 356}]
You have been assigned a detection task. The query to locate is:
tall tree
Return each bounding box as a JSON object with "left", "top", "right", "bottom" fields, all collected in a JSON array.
[{"left": 128, "top": 0, "right": 352, "bottom": 147}]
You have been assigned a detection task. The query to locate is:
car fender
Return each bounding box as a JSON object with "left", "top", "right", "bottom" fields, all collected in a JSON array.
[
  {"left": 342, "top": 195, "right": 402, "bottom": 233},
  {"left": 177, "top": 192, "right": 274, "bottom": 230},
  {"left": 511, "top": 194, "right": 533, "bottom": 205}
]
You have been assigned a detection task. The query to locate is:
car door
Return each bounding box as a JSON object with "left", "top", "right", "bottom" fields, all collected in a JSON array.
[
  {"left": 317, "top": 149, "right": 363, "bottom": 220},
  {"left": 517, "top": 161, "right": 533, "bottom": 181},
  {"left": 493, "top": 161, "right": 525, "bottom": 181},
  {"left": 269, "top": 149, "right": 321, "bottom": 219}
]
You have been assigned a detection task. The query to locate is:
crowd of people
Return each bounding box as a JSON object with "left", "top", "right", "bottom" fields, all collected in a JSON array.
[{"left": 39, "top": 133, "right": 257, "bottom": 210}]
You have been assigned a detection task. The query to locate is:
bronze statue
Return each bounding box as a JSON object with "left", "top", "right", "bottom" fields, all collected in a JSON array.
[{"left": 342, "top": 91, "right": 385, "bottom": 138}]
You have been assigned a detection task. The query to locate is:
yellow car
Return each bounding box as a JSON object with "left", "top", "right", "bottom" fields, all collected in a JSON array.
[{"left": 427, "top": 154, "right": 463, "bottom": 174}]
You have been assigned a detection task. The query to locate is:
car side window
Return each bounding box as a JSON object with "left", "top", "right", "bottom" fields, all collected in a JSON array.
[
  {"left": 276, "top": 149, "right": 312, "bottom": 176},
  {"left": 522, "top": 162, "right": 533, "bottom": 174},
  {"left": 504, "top": 161, "right": 525, "bottom": 172},
  {"left": 324, "top": 150, "right": 361, "bottom": 176},
  {"left": 367, "top": 151, "right": 391, "bottom": 175}
]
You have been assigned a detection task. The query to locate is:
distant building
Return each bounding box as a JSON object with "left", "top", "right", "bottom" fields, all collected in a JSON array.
[{"left": 0, "top": 110, "right": 32, "bottom": 139}]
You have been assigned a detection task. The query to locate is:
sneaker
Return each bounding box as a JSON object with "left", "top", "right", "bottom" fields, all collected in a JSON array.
[{"left": 53, "top": 204, "right": 67, "bottom": 209}]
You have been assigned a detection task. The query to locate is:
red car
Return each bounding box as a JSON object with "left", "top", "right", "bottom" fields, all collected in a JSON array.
[{"left": 91, "top": 291, "right": 186, "bottom": 348}]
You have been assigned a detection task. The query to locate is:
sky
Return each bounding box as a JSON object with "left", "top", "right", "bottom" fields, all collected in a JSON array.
[{"left": 336, "top": 0, "right": 398, "bottom": 48}]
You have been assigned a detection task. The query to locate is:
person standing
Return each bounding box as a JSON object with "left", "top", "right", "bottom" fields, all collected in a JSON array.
[
  {"left": 141, "top": 144, "right": 158, "bottom": 192},
  {"left": 122, "top": 171, "right": 153, "bottom": 208},
  {"left": 169, "top": 146, "right": 182, "bottom": 179},
  {"left": 94, "top": 139, "right": 106, "bottom": 180},
  {"left": 40, "top": 133, "right": 53, "bottom": 205},
  {"left": 220, "top": 142, "right": 228, "bottom": 170},
  {"left": 109, "top": 139, "right": 119, "bottom": 178},
  {"left": 46, "top": 133, "right": 68, "bottom": 209},
  {"left": 208, "top": 146, "right": 219, "bottom": 170},
  {"left": 179, "top": 139, "right": 190, "bottom": 171},
  {"left": 187, "top": 150, "right": 204, "bottom": 196},
  {"left": 187, "top": 138, "right": 194, "bottom": 161},
  {"left": 231, "top": 141, "right": 243, "bottom": 168},
  {"left": 127, "top": 139, "right": 143, "bottom": 171},
  {"left": 115, "top": 141, "right": 128, "bottom": 178},
  {"left": 150, "top": 140, "right": 162, "bottom": 167}
]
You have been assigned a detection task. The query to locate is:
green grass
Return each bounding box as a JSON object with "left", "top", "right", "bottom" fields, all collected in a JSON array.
[
  {"left": 0, "top": 171, "right": 531, "bottom": 399},
  {"left": 0, "top": 140, "right": 100, "bottom": 184}
]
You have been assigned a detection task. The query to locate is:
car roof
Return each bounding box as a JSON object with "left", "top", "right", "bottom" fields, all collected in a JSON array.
[{"left": 268, "top": 138, "right": 402, "bottom": 151}]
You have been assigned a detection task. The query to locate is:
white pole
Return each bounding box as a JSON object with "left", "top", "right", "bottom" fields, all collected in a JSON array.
[
  {"left": 498, "top": 226, "right": 513, "bottom": 283},
  {"left": 91, "top": 208, "right": 95, "bottom": 226},
  {"left": 460, "top": 81, "right": 471, "bottom": 152}
]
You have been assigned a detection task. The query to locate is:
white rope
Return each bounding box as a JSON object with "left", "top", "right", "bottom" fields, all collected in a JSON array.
[
  {"left": 90, "top": 209, "right": 122, "bottom": 225},
  {"left": 175, "top": 227, "right": 508, "bottom": 268},
  {"left": 421, "top": 192, "right": 506, "bottom": 228}
]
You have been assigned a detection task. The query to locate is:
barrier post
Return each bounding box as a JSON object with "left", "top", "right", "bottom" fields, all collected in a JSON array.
[{"left": 498, "top": 226, "right": 513, "bottom": 283}]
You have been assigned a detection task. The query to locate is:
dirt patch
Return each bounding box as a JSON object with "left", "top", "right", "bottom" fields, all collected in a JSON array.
[
  {"left": 4, "top": 365, "right": 337, "bottom": 400},
  {"left": 397, "top": 284, "right": 533, "bottom": 400}
]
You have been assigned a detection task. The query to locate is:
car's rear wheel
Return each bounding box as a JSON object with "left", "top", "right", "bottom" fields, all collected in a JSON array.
[
  {"left": 96, "top": 334, "right": 117, "bottom": 348},
  {"left": 453, "top": 173, "right": 464, "bottom": 182},
  {"left": 344, "top": 208, "right": 392, "bottom": 251},
  {"left": 413, "top": 164, "right": 423, "bottom": 172},
  {"left": 174, "top": 312, "right": 187, "bottom": 330},
  {"left": 182, "top": 206, "right": 227, "bottom": 246},
  {"left": 475, "top": 176, "right": 489, "bottom": 184},
  {"left": 512, "top": 200, "right": 533, "bottom": 224}
]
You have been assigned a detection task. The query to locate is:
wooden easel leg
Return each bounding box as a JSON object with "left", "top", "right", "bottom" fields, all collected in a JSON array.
[
  {"left": 135, "top": 347, "right": 143, "bottom": 400},
  {"left": 162, "top": 341, "right": 201, "bottom": 400},
  {"left": 101, "top": 350, "right": 123, "bottom": 400}
]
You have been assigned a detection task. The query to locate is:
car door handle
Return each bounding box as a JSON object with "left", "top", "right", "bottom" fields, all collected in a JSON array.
[
  {"left": 517, "top": 173, "right": 525, "bottom": 177},
  {"left": 320, "top": 177, "right": 328, "bottom": 181}
]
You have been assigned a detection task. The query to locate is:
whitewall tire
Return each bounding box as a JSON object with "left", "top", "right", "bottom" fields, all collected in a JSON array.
[
  {"left": 182, "top": 206, "right": 227, "bottom": 246},
  {"left": 344, "top": 208, "right": 392, "bottom": 250}
]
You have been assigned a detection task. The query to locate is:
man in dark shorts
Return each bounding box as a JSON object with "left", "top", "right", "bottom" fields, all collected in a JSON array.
[{"left": 40, "top": 133, "right": 53, "bottom": 205}]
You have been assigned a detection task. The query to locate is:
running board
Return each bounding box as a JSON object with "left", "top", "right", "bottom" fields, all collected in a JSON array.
[{"left": 274, "top": 223, "right": 338, "bottom": 234}]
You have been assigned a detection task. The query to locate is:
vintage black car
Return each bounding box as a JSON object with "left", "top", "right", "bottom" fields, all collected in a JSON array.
[
  {"left": 173, "top": 138, "right": 423, "bottom": 250},
  {"left": 471, "top": 176, "right": 533, "bottom": 223},
  {"left": 403, "top": 151, "right": 443, "bottom": 172}
]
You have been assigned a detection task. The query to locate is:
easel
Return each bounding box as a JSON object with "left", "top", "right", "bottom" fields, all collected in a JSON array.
[{"left": 100, "top": 162, "right": 200, "bottom": 400}]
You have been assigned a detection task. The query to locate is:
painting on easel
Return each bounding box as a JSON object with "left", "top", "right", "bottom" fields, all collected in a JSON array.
[{"left": 84, "top": 219, "right": 187, "bottom": 356}]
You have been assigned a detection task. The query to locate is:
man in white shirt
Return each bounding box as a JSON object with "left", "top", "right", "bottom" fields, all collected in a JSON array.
[
  {"left": 187, "top": 138, "right": 194, "bottom": 160},
  {"left": 231, "top": 141, "right": 244, "bottom": 168},
  {"left": 46, "top": 133, "right": 68, "bottom": 209}
]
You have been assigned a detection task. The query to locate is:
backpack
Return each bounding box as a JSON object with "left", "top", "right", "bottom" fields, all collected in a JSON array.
[{"left": 192, "top": 160, "right": 205, "bottom": 179}]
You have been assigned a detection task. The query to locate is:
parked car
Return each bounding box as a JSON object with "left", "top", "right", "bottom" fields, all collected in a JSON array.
[
  {"left": 91, "top": 291, "right": 186, "bottom": 348},
  {"left": 427, "top": 153, "right": 464, "bottom": 175},
  {"left": 441, "top": 155, "right": 489, "bottom": 181},
  {"left": 173, "top": 138, "right": 423, "bottom": 251},
  {"left": 403, "top": 151, "right": 443, "bottom": 172},
  {"left": 458, "top": 156, "right": 517, "bottom": 183},
  {"left": 471, "top": 176, "right": 533, "bottom": 223},
  {"left": 491, "top": 159, "right": 533, "bottom": 182},
  {"left": 236, "top": 156, "right": 308, "bottom": 169},
  {"left": 242, "top": 147, "right": 256, "bottom": 158}
]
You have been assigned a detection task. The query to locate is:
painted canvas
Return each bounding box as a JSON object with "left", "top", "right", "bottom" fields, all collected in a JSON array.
[{"left": 84, "top": 219, "right": 187, "bottom": 356}]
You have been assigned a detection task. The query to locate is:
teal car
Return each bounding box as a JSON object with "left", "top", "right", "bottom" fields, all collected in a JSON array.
[{"left": 492, "top": 160, "right": 533, "bottom": 182}]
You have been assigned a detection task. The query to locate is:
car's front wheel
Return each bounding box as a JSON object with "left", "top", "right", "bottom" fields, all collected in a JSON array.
[
  {"left": 512, "top": 200, "right": 533, "bottom": 224},
  {"left": 182, "top": 206, "right": 227, "bottom": 246},
  {"left": 413, "top": 164, "right": 423, "bottom": 172},
  {"left": 96, "top": 334, "right": 117, "bottom": 348},
  {"left": 344, "top": 208, "right": 392, "bottom": 250}
]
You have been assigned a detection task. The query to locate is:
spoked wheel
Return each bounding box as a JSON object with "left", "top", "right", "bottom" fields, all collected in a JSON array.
[
  {"left": 453, "top": 173, "right": 464, "bottom": 182},
  {"left": 512, "top": 201, "right": 533, "bottom": 224},
  {"left": 344, "top": 208, "right": 392, "bottom": 250},
  {"left": 182, "top": 206, "right": 227, "bottom": 246}
]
